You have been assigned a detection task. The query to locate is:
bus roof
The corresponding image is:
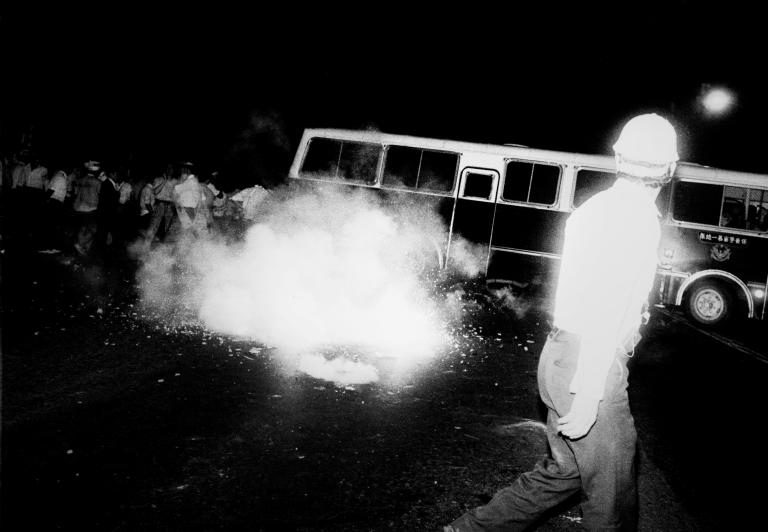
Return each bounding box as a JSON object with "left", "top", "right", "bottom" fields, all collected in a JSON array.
[{"left": 300, "top": 128, "right": 768, "bottom": 189}]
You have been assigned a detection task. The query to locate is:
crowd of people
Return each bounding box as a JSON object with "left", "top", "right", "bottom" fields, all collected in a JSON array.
[{"left": 0, "top": 151, "right": 270, "bottom": 261}]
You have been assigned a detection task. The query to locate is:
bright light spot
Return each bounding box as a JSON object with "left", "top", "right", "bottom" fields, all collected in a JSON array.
[
  {"left": 701, "top": 87, "right": 735, "bottom": 116},
  {"left": 754, "top": 289, "right": 765, "bottom": 299}
]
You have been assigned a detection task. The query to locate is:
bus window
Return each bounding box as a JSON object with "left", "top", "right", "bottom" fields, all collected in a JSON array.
[
  {"left": 462, "top": 172, "right": 496, "bottom": 200},
  {"left": 382, "top": 145, "right": 458, "bottom": 193},
  {"left": 300, "top": 138, "right": 381, "bottom": 185},
  {"left": 503, "top": 161, "right": 560, "bottom": 205},
  {"left": 574, "top": 169, "right": 616, "bottom": 208},
  {"left": 721, "top": 186, "right": 747, "bottom": 229},
  {"left": 672, "top": 181, "right": 723, "bottom": 226},
  {"left": 301, "top": 137, "right": 342, "bottom": 177},
  {"left": 338, "top": 142, "right": 380, "bottom": 184},
  {"left": 419, "top": 150, "right": 458, "bottom": 192},
  {"left": 747, "top": 188, "right": 768, "bottom": 231}
]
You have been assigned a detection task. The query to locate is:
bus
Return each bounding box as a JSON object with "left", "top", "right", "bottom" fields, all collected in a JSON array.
[{"left": 288, "top": 128, "right": 768, "bottom": 326}]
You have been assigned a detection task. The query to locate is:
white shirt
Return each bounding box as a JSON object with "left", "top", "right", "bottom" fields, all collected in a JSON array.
[
  {"left": 139, "top": 183, "right": 156, "bottom": 216},
  {"left": 174, "top": 175, "right": 204, "bottom": 209},
  {"left": 47, "top": 170, "right": 69, "bottom": 202},
  {"left": 553, "top": 178, "right": 660, "bottom": 400},
  {"left": 118, "top": 181, "right": 133, "bottom": 204},
  {"left": 231, "top": 185, "right": 269, "bottom": 220},
  {"left": 26, "top": 166, "right": 48, "bottom": 189},
  {"left": 12, "top": 163, "right": 31, "bottom": 188}
]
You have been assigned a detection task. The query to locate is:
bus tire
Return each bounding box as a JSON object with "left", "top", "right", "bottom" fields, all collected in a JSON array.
[{"left": 686, "top": 280, "right": 732, "bottom": 327}]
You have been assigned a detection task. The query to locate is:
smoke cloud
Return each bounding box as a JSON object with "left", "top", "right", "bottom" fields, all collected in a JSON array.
[{"left": 136, "top": 183, "right": 486, "bottom": 385}]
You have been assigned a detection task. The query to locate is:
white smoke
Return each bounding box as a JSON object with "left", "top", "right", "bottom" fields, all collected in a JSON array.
[
  {"left": 488, "top": 285, "right": 534, "bottom": 319},
  {"left": 136, "top": 183, "right": 486, "bottom": 385}
]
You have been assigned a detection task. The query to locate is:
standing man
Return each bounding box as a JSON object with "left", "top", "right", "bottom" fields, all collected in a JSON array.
[
  {"left": 445, "top": 113, "right": 679, "bottom": 532},
  {"left": 172, "top": 162, "right": 207, "bottom": 239},
  {"left": 40, "top": 164, "right": 72, "bottom": 252},
  {"left": 96, "top": 165, "right": 123, "bottom": 251},
  {"left": 72, "top": 160, "right": 103, "bottom": 256},
  {"left": 145, "top": 163, "right": 177, "bottom": 243},
  {"left": 138, "top": 176, "right": 162, "bottom": 244}
]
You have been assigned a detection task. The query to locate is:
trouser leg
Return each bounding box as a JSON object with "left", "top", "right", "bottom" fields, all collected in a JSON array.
[
  {"left": 448, "top": 338, "right": 583, "bottom": 532},
  {"left": 566, "top": 374, "right": 637, "bottom": 530},
  {"left": 74, "top": 212, "right": 97, "bottom": 255},
  {"left": 146, "top": 202, "right": 166, "bottom": 242},
  {"left": 544, "top": 336, "right": 638, "bottom": 531}
]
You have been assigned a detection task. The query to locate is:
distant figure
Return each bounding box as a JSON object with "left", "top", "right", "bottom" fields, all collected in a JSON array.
[
  {"left": 756, "top": 206, "right": 768, "bottom": 232},
  {"left": 25, "top": 157, "right": 49, "bottom": 194},
  {"left": 10, "top": 153, "right": 31, "bottom": 190},
  {"left": 230, "top": 184, "right": 269, "bottom": 222},
  {"left": 200, "top": 170, "right": 224, "bottom": 231},
  {"left": 96, "top": 166, "right": 123, "bottom": 250},
  {"left": 22, "top": 157, "right": 49, "bottom": 245},
  {"left": 720, "top": 202, "right": 745, "bottom": 229},
  {"left": 138, "top": 176, "right": 163, "bottom": 241},
  {"left": 72, "top": 161, "right": 103, "bottom": 256},
  {"left": 40, "top": 166, "right": 72, "bottom": 252},
  {"left": 445, "top": 114, "right": 680, "bottom": 532},
  {"left": 145, "top": 164, "right": 177, "bottom": 243},
  {"left": 172, "top": 162, "right": 208, "bottom": 239},
  {"left": 116, "top": 166, "right": 135, "bottom": 240}
]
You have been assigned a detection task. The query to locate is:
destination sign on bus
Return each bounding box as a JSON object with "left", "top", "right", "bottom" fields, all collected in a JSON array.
[{"left": 698, "top": 232, "right": 749, "bottom": 246}]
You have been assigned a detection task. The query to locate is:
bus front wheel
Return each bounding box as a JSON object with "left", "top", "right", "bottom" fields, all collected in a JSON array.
[{"left": 686, "top": 281, "right": 732, "bottom": 326}]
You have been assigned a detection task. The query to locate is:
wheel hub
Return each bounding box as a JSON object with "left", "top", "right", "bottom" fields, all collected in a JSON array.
[{"left": 695, "top": 289, "right": 724, "bottom": 320}]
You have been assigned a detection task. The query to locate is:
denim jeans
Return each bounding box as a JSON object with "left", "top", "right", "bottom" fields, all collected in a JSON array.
[{"left": 449, "top": 330, "right": 637, "bottom": 531}]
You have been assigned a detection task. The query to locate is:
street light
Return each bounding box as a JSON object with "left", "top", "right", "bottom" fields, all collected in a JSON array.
[{"left": 699, "top": 85, "right": 736, "bottom": 117}]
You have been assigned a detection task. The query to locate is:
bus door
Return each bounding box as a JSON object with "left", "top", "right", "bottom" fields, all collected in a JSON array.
[
  {"left": 487, "top": 160, "right": 568, "bottom": 302},
  {"left": 447, "top": 168, "right": 499, "bottom": 271}
]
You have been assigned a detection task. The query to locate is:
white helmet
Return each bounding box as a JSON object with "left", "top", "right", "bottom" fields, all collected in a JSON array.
[{"left": 613, "top": 113, "right": 678, "bottom": 181}]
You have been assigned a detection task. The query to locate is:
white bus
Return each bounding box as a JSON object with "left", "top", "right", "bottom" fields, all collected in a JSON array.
[{"left": 288, "top": 128, "right": 768, "bottom": 326}]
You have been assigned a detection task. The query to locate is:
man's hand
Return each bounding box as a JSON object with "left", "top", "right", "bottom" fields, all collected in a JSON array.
[{"left": 557, "top": 394, "right": 600, "bottom": 439}]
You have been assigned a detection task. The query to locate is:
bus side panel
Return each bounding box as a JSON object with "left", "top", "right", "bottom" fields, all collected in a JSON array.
[
  {"left": 486, "top": 251, "right": 561, "bottom": 312},
  {"left": 491, "top": 204, "right": 570, "bottom": 254},
  {"left": 662, "top": 225, "right": 768, "bottom": 283}
]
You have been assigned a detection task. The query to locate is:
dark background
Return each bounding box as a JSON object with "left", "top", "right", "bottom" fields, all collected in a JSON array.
[{"left": 2, "top": 2, "right": 765, "bottom": 188}]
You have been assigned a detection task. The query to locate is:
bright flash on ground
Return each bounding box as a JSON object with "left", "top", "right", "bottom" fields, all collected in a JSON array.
[
  {"left": 136, "top": 185, "right": 485, "bottom": 387},
  {"left": 700, "top": 86, "right": 735, "bottom": 116}
]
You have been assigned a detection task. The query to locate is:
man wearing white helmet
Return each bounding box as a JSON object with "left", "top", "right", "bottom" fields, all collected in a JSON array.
[{"left": 446, "top": 114, "right": 678, "bottom": 532}]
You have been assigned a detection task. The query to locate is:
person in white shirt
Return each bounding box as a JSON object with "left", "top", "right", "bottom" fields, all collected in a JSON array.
[
  {"left": 171, "top": 162, "right": 208, "bottom": 239},
  {"left": 446, "top": 114, "right": 679, "bottom": 532},
  {"left": 39, "top": 167, "right": 72, "bottom": 252},
  {"left": 11, "top": 155, "right": 31, "bottom": 190},
  {"left": 22, "top": 157, "right": 49, "bottom": 246},
  {"left": 138, "top": 177, "right": 162, "bottom": 231},
  {"left": 72, "top": 161, "right": 103, "bottom": 256},
  {"left": 25, "top": 158, "right": 49, "bottom": 192},
  {"left": 230, "top": 184, "right": 269, "bottom": 222},
  {"left": 145, "top": 164, "right": 177, "bottom": 243}
]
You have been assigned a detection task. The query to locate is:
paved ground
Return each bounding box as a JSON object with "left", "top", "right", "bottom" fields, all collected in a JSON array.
[{"left": 2, "top": 246, "right": 767, "bottom": 531}]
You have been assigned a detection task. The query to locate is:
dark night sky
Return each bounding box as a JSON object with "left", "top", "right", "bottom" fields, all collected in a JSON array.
[{"left": 2, "top": 2, "right": 765, "bottom": 185}]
